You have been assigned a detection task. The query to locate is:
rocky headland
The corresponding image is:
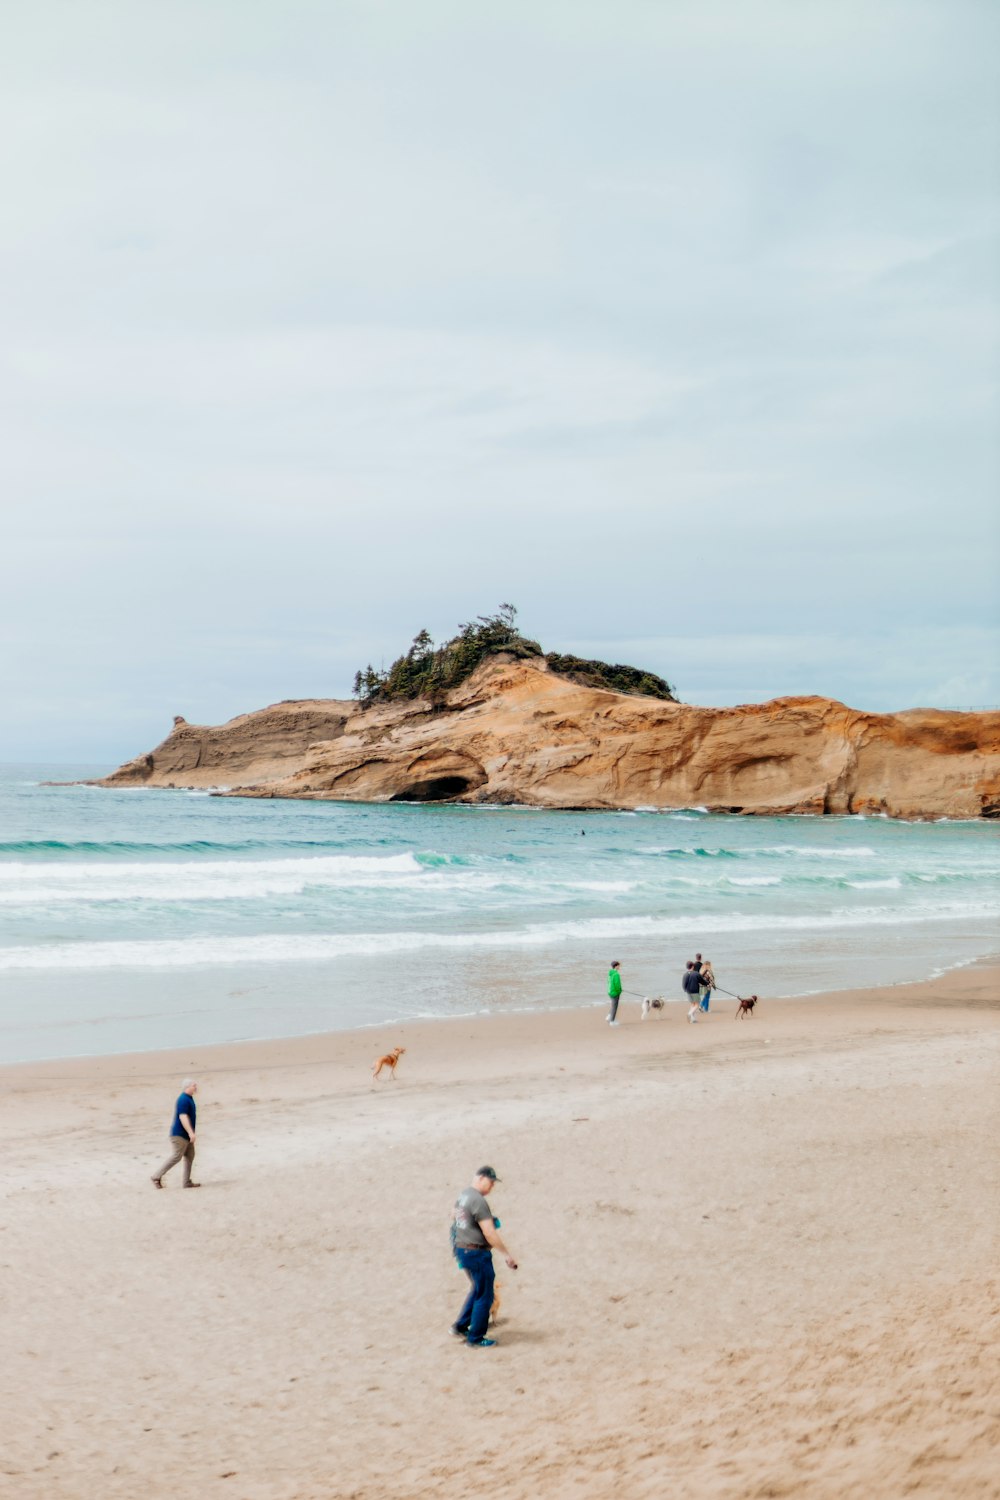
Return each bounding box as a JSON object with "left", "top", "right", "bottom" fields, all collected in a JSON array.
[{"left": 98, "top": 655, "right": 1000, "bottom": 819}]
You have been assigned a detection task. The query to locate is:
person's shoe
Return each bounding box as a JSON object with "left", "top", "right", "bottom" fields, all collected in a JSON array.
[
  {"left": 450, "top": 1324, "right": 469, "bottom": 1338},
  {"left": 151, "top": 1177, "right": 162, "bottom": 1189},
  {"left": 467, "top": 1337, "right": 497, "bottom": 1348},
  {"left": 183, "top": 1182, "right": 201, "bottom": 1189},
  {"left": 608, "top": 1020, "right": 619, "bottom": 1027}
]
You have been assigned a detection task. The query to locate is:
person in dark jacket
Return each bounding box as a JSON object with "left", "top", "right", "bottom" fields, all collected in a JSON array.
[{"left": 682, "top": 961, "right": 702, "bottom": 1023}]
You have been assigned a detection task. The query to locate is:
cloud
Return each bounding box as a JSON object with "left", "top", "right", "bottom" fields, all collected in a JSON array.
[
  {"left": 568, "top": 626, "right": 1000, "bottom": 713},
  {"left": 0, "top": 0, "right": 997, "bottom": 758}
]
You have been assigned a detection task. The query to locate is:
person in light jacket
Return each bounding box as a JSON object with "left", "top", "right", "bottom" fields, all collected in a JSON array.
[{"left": 699, "top": 959, "right": 716, "bottom": 1013}]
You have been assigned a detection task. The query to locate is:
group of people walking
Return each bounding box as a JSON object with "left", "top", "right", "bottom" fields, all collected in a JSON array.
[
  {"left": 151, "top": 961, "right": 721, "bottom": 1358},
  {"left": 683, "top": 953, "right": 715, "bottom": 1021},
  {"left": 605, "top": 952, "right": 716, "bottom": 1024},
  {"left": 449, "top": 951, "right": 728, "bottom": 1344}
]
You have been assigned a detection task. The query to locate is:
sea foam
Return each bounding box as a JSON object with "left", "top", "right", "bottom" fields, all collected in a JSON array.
[{"left": 1, "top": 899, "right": 995, "bottom": 972}]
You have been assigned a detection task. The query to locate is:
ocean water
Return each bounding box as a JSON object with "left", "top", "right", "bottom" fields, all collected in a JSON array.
[{"left": 1, "top": 762, "right": 997, "bottom": 1062}]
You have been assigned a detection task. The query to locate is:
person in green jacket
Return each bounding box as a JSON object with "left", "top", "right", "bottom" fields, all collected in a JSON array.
[{"left": 606, "top": 961, "right": 623, "bottom": 1026}]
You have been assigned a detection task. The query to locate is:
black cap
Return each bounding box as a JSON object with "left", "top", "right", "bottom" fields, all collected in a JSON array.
[{"left": 476, "top": 1165, "right": 501, "bottom": 1181}]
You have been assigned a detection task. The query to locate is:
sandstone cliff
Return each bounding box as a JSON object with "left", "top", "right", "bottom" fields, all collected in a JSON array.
[{"left": 98, "top": 657, "right": 1000, "bottom": 819}]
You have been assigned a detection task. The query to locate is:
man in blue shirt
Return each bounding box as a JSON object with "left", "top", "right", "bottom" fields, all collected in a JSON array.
[{"left": 151, "top": 1079, "right": 200, "bottom": 1189}]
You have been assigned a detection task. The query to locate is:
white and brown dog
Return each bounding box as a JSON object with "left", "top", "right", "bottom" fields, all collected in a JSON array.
[{"left": 641, "top": 996, "right": 666, "bottom": 1020}]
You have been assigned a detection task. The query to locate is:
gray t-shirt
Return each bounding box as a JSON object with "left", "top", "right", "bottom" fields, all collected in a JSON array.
[{"left": 453, "top": 1188, "right": 492, "bottom": 1249}]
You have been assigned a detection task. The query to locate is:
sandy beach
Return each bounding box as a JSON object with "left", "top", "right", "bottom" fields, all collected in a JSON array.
[{"left": 2, "top": 967, "right": 998, "bottom": 1499}]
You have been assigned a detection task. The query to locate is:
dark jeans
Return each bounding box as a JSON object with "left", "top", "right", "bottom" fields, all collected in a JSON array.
[
  {"left": 608, "top": 993, "right": 620, "bottom": 1021},
  {"left": 454, "top": 1246, "right": 495, "bottom": 1343}
]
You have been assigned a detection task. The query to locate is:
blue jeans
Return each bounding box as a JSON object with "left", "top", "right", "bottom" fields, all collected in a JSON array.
[
  {"left": 700, "top": 989, "right": 711, "bottom": 1012},
  {"left": 454, "top": 1246, "right": 495, "bottom": 1343}
]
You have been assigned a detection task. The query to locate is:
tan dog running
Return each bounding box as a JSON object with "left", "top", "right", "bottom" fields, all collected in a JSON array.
[{"left": 371, "top": 1046, "right": 406, "bottom": 1079}]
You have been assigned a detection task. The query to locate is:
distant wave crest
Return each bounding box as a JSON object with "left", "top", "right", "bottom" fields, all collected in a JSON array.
[{"left": 1, "top": 900, "right": 995, "bottom": 972}]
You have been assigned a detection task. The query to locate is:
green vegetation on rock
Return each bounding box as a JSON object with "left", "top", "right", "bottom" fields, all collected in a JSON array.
[
  {"left": 542, "top": 654, "right": 677, "bottom": 701},
  {"left": 353, "top": 605, "right": 677, "bottom": 706}
]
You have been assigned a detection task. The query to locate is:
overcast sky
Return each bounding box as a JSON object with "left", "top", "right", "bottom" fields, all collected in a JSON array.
[{"left": 2, "top": 1, "right": 998, "bottom": 763}]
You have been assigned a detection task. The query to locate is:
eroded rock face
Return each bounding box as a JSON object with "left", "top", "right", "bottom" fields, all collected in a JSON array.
[
  {"left": 97, "top": 658, "right": 1000, "bottom": 819},
  {"left": 101, "top": 701, "right": 350, "bottom": 788}
]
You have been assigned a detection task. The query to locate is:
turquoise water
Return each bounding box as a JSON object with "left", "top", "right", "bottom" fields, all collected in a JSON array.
[{"left": 1, "top": 763, "right": 997, "bottom": 1061}]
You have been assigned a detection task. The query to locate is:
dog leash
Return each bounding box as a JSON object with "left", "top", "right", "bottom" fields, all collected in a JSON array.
[
  {"left": 622, "top": 983, "right": 756, "bottom": 1003},
  {"left": 622, "top": 985, "right": 715, "bottom": 997},
  {"left": 714, "top": 986, "right": 758, "bottom": 1005}
]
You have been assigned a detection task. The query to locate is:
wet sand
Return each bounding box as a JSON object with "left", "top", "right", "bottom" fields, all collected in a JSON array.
[{"left": 1, "top": 966, "right": 998, "bottom": 1498}]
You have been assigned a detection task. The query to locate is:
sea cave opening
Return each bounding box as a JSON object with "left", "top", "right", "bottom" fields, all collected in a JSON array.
[{"left": 390, "top": 776, "right": 473, "bottom": 802}]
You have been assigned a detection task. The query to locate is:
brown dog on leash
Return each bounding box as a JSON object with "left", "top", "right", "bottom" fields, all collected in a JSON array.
[
  {"left": 735, "top": 995, "right": 758, "bottom": 1019},
  {"left": 372, "top": 1046, "right": 406, "bottom": 1079}
]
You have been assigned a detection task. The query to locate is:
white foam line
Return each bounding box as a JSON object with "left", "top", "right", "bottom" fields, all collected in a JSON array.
[
  {"left": 1, "top": 900, "right": 997, "bottom": 972},
  {"left": 0, "top": 851, "right": 421, "bottom": 882}
]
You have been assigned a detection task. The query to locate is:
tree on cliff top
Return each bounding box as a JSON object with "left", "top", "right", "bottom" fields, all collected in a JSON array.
[{"left": 352, "top": 606, "right": 677, "bottom": 706}]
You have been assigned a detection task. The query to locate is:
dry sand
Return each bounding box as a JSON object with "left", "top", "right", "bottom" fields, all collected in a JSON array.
[{"left": 1, "top": 968, "right": 998, "bottom": 1499}]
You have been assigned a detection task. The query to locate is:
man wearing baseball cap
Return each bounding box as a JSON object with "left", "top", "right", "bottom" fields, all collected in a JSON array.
[{"left": 451, "top": 1166, "right": 518, "bottom": 1348}]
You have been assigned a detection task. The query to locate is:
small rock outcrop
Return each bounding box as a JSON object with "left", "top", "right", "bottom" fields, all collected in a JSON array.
[{"left": 103, "top": 701, "right": 350, "bottom": 789}]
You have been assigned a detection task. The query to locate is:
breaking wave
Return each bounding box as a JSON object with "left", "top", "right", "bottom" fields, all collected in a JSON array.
[{"left": 1, "top": 899, "right": 996, "bottom": 972}]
